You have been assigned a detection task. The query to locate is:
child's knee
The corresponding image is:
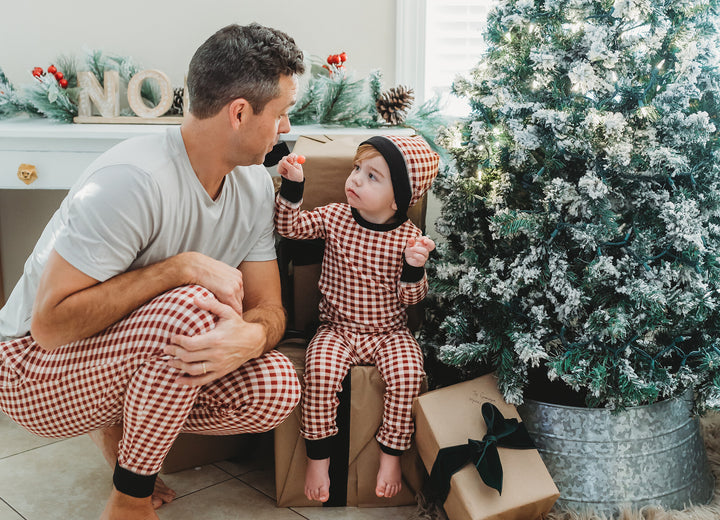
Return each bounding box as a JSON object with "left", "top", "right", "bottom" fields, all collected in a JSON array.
[{"left": 387, "top": 364, "right": 425, "bottom": 394}]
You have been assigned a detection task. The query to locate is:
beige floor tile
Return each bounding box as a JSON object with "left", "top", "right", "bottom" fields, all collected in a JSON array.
[
  {"left": 0, "top": 412, "right": 59, "bottom": 459},
  {"left": 0, "top": 421, "right": 421, "bottom": 520},
  {"left": 159, "top": 464, "right": 236, "bottom": 499},
  {"left": 214, "top": 455, "right": 271, "bottom": 477},
  {"left": 0, "top": 435, "right": 110, "bottom": 520},
  {"left": 0, "top": 501, "right": 23, "bottom": 520},
  {"left": 293, "top": 504, "right": 419, "bottom": 520},
  {"left": 237, "top": 467, "right": 277, "bottom": 499},
  {"left": 292, "top": 505, "right": 418, "bottom": 520},
  {"left": 157, "top": 479, "right": 305, "bottom": 520}
]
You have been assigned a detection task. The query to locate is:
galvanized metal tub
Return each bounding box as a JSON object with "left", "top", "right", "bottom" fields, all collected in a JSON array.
[{"left": 518, "top": 389, "right": 714, "bottom": 516}]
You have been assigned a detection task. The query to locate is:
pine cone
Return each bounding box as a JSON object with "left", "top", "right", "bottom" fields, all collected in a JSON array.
[
  {"left": 169, "top": 87, "right": 184, "bottom": 115},
  {"left": 376, "top": 85, "right": 414, "bottom": 125}
]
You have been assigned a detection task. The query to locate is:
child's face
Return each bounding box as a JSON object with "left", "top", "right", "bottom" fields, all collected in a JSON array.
[{"left": 345, "top": 155, "right": 398, "bottom": 224}]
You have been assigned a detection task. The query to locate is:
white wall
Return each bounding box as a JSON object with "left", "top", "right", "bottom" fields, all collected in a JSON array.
[
  {"left": 1, "top": 0, "right": 443, "bottom": 301},
  {"left": 1, "top": 0, "right": 396, "bottom": 86}
]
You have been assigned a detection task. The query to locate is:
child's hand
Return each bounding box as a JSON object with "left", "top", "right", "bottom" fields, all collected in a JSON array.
[
  {"left": 404, "top": 236, "right": 436, "bottom": 267},
  {"left": 277, "top": 154, "right": 306, "bottom": 183}
]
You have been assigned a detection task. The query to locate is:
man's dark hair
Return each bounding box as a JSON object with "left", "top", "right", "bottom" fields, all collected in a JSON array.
[{"left": 187, "top": 23, "right": 305, "bottom": 118}]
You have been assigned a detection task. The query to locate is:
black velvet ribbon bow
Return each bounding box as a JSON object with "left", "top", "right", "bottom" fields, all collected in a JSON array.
[{"left": 427, "top": 402, "right": 535, "bottom": 502}]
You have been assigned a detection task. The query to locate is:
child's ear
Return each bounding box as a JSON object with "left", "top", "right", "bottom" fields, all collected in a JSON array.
[{"left": 391, "top": 201, "right": 398, "bottom": 211}]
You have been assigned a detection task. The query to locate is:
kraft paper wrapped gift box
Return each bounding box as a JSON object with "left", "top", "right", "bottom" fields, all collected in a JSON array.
[
  {"left": 414, "top": 374, "right": 560, "bottom": 520},
  {"left": 273, "top": 341, "right": 426, "bottom": 507},
  {"left": 161, "top": 432, "right": 249, "bottom": 473}
]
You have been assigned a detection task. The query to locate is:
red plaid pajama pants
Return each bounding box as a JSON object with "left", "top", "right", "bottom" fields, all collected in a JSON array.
[
  {"left": 301, "top": 324, "right": 424, "bottom": 452},
  {"left": 0, "top": 285, "right": 300, "bottom": 476}
]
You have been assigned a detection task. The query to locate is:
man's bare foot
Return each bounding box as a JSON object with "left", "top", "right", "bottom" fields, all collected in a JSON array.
[
  {"left": 100, "top": 488, "right": 158, "bottom": 520},
  {"left": 88, "top": 425, "right": 176, "bottom": 509},
  {"left": 151, "top": 477, "right": 176, "bottom": 509},
  {"left": 376, "top": 451, "right": 402, "bottom": 498},
  {"left": 305, "top": 457, "right": 331, "bottom": 502},
  {"left": 88, "top": 425, "right": 123, "bottom": 467}
]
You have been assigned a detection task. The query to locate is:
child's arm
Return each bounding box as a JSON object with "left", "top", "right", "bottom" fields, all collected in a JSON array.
[
  {"left": 274, "top": 154, "right": 327, "bottom": 240},
  {"left": 398, "top": 236, "right": 436, "bottom": 305}
]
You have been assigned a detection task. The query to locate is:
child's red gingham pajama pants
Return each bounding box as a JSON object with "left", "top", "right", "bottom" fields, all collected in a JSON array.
[
  {"left": 301, "top": 324, "right": 424, "bottom": 452},
  {"left": 0, "top": 284, "right": 301, "bottom": 476}
]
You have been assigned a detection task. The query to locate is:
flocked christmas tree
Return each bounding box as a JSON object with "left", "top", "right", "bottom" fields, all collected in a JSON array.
[{"left": 421, "top": 0, "right": 720, "bottom": 410}]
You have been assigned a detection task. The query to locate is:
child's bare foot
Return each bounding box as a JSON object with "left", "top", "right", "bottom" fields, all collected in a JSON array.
[
  {"left": 376, "top": 451, "right": 402, "bottom": 498},
  {"left": 305, "top": 457, "right": 331, "bottom": 502},
  {"left": 100, "top": 489, "right": 158, "bottom": 520}
]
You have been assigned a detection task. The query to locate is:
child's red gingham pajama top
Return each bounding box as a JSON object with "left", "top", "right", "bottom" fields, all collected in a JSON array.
[{"left": 275, "top": 195, "right": 427, "bottom": 452}]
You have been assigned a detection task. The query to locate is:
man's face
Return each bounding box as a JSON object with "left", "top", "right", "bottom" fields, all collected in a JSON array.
[{"left": 239, "top": 74, "right": 297, "bottom": 165}]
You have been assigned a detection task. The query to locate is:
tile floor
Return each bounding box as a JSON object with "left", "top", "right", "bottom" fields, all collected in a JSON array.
[{"left": 0, "top": 412, "right": 419, "bottom": 520}]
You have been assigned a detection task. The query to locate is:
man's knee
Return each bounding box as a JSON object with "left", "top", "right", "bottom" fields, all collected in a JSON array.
[
  {"left": 143, "top": 284, "right": 216, "bottom": 338},
  {"left": 247, "top": 350, "right": 301, "bottom": 430}
]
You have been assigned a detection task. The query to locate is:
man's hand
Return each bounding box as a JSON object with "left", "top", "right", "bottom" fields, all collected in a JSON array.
[
  {"left": 183, "top": 252, "right": 244, "bottom": 315},
  {"left": 404, "top": 236, "right": 436, "bottom": 268},
  {"left": 164, "top": 294, "right": 265, "bottom": 386},
  {"left": 277, "top": 153, "right": 305, "bottom": 183},
  {"left": 166, "top": 259, "right": 285, "bottom": 385}
]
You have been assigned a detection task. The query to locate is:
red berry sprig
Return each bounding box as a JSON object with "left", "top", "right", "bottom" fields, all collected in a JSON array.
[
  {"left": 31, "top": 64, "right": 69, "bottom": 89},
  {"left": 323, "top": 52, "right": 348, "bottom": 74}
]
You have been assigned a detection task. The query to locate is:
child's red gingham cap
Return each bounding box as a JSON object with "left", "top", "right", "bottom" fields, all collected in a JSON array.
[{"left": 360, "top": 135, "right": 440, "bottom": 215}]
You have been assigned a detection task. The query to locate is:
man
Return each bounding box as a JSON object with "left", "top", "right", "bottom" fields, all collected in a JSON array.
[{"left": 0, "top": 23, "right": 304, "bottom": 520}]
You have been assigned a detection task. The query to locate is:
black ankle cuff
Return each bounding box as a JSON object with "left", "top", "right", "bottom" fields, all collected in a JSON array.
[
  {"left": 379, "top": 443, "right": 404, "bottom": 456},
  {"left": 113, "top": 462, "right": 157, "bottom": 498},
  {"left": 305, "top": 436, "right": 336, "bottom": 460}
]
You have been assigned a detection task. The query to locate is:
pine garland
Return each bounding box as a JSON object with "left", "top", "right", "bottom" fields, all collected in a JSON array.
[
  {"left": 0, "top": 67, "right": 38, "bottom": 118},
  {"left": 316, "top": 69, "right": 376, "bottom": 126},
  {"left": 289, "top": 53, "right": 447, "bottom": 144},
  {"left": 22, "top": 72, "right": 77, "bottom": 122},
  {"left": 20, "top": 55, "right": 80, "bottom": 122},
  {"left": 0, "top": 50, "right": 164, "bottom": 122},
  {"left": 2, "top": 49, "right": 445, "bottom": 142},
  {"left": 289, "top": 55, "right": 382, "bottom": 127}
]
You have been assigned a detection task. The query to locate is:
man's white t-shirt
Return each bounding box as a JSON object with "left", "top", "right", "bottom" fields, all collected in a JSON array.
[{"left": 0, "top": 126, "right": 277, "bottom": 341}]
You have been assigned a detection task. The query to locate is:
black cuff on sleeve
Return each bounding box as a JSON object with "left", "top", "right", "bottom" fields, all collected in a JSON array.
[
  {"left": 279, "top": 178, "right": 305, "bottom": 203},
  {"left": 400, "top": 259, "right": 425, "bottom": 283},
  {"left": 305, "top": 436, "right": 336, "bottom": 460},
  {"left": 113, "top": 462, "right": 157, "bottom": 498},
  {"left": 378, "top": 443, "right": 404, "bottom": 456}
]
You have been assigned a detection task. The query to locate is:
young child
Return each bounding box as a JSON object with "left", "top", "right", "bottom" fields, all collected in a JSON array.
[{"left": 274, "top": 135, "right": 439, "bottom": 502}]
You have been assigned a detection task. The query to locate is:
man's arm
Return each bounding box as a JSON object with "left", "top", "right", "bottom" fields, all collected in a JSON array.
[
  {"left": 31, "top": 249, "right": 245, "bottom": 351},
  {"left": 166, "top": 259, "right": 286, "bottom": 386},
  {"left": 237, "top": 259, "right": 286, "bottom": 352}
]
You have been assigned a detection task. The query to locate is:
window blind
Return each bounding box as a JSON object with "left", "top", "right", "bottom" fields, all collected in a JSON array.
[{"left": 424, "top": 0, "right": 493, "bottom": 114}]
